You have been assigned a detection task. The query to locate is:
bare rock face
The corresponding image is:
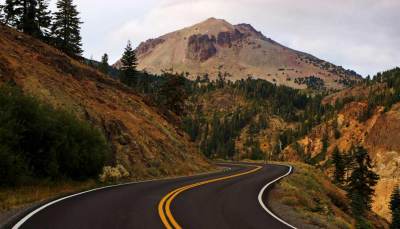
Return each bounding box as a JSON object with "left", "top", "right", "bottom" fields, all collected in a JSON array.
[
  {"left": 235, "top": 23, "right": 265, "bottom": 39},
  {"left": 136, "top": 38, "right": 165, "bottom": 56},
  {"left": 186, "top": 34, "right": 217, "bottom": 62},
  {"left": 217, "top": 29, "right": 244, "bottom": 47}
]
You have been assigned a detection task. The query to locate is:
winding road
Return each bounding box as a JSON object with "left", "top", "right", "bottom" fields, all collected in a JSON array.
[{"left": 11, "top": 163, "right": 295, "bottom": 229}]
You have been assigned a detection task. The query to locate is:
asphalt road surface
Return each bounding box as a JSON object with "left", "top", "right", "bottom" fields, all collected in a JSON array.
[{"left": 11, "top": 163, "right": 294, "bottom": 229}]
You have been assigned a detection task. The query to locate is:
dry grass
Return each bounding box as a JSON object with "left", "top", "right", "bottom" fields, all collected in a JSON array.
[
  {"left": 269, "top": 162, "right": 390, "bottom": 228},
  {"left": 0, "top": 24, "right": 212, "bottom": 179},
  {"left": 0, "top": 180, "right": 97, "bottom": 213},
  {"left": 269, "top": 162, "right": 354, "bottom": 228}
]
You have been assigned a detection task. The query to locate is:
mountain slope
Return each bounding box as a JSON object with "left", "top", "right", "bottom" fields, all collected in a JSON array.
[
  {"left": 0, "top": 24, "right": 210, "bottom": 179},
  {"left": 116, "top": 18, "right": 361, "bottom": 90},
  {"left": 281, "top": 70, "right": 400, "bottom": 221}
]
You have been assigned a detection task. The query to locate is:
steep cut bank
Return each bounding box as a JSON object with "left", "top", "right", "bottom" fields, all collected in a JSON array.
[
  {"left": 0, "top": 24, "right": 210, "bottom": 179},
  {"left": 281, "top": 69, "right": 400, "bottom": 221},
  {"left": 115, "top": 17, "right": 361, "bottom": 90}
]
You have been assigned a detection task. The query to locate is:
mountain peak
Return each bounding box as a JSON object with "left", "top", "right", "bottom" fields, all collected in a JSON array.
[
  {"left": 185, "top": 17, "right": 234, "bottom": 36},
  {"left": 117, "top": 18, "right": 361, "bottom": 89},
  {"left": 201, "top": 17, "right": 230, "bottom": 24}
]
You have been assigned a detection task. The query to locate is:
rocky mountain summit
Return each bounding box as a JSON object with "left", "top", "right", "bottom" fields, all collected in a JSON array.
[{"left": 116, "top": 18, "right": 362, "bottom": 90}]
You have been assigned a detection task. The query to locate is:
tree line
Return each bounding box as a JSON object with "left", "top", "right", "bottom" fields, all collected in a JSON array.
[{"left": 0, "top": 0, "right": 83, "bottom": 57}]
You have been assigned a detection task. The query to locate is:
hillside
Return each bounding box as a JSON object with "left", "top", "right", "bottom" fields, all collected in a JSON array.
[
  {"left": 281, "top": 69, "right": 400, "bottom": 221},
  {"left": 270, "top": 162, "right": 389, "bottom": 228},
  {"left": 115, "top": 18, "right": 361, "bottom": 90},
  {"left": 0, "top": 24, "right": 211, "bottom": 180}
]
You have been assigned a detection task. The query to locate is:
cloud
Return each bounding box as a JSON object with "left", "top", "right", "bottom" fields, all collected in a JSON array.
[
  {"left": 4, "top": 0, "right": 397, "bottom": 76},
  {"left": 103, "top": 0, "right": 399, "bottom": 76}
]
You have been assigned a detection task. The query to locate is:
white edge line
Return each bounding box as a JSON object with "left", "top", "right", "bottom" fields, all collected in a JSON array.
[
  {"left": 258, "top": 165, "right": 297, "bottom": 229},
  {"left": 12, "top": 166, "right": 231, "bottom": 229}
]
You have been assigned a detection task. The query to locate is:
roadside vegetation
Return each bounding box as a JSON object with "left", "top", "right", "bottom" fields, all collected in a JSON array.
[
  {"left": 0, "top": 85, "right": 109, "bottom": 187},
  {"left": 269, "top": 163, "right": 388, "bottom": 229}
]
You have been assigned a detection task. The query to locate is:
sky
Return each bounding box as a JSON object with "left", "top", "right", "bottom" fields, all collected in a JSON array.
[{"left": 3, "top": 0, "right": 399, "bottom": 76}]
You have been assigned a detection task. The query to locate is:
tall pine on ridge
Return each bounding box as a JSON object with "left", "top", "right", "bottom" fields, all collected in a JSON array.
[
  {"left": 2, "top": 0, "right": 51, "bottom": 39},
  {"left": 3, "top": 0, "right": 39, "bottom": 35},
  {"left": 52, "top": 0, "right": 82, "bottom": 57},
  {"left": 35, "top": 0, "right": 51, "bottom": 39},
  {"left": 0, "top": 4, "right": 5, "bottom": 23},
  {"left": 120, "top": 40, "right": 137, "bottom": 86},
  {"left": 99, "top": 53, "right": 109, "bottom": 75}
]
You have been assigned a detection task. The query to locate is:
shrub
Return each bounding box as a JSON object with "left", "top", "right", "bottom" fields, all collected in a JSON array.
[{"left": 0, "top": 86, "right": 109, "bottom": 186}]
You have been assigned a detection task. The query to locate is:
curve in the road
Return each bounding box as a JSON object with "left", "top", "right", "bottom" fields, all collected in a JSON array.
[
  {"left": 10, "top": 163, "right": 295, "bottom": 229},
  {"left": 158, "top": 165, "right": 262, "bottom": 229},
  {"left": 258, "top": 165, "right": 296, "bottom": 229}
]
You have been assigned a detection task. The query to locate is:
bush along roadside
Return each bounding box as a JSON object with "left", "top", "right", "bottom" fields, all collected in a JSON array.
[{"left": 0, "top": 85, "right": 110, "bottom": 187}]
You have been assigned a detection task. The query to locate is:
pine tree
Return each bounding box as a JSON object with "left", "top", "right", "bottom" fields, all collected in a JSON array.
[
  {"left": 23, "top": 0, "right": 39, "bottom": 35},
  {"left": 347, "top": 146, "right": 379, "bottom": 218},
  {"left": 392, "top": 209, "right": 400, "bottom": 229},
  {"left": 159, "top": 74, "right": 187, "bottom": 115},
  {"left": 35, "top": 0, "right": 51, "bottom": 39},
  {"left": 3, "top": 0, "right": 16, "bottom": 25},
  {"left": 120, "top": 40, "right": 137, "bottom": 86},
  {"left": 332, "top": 146, "right": 345, "bottom": 185},
  {"left": 99, "top": 53, "right": 109, "bottom": 75},
  {"left": 391, "top": 185, "right": 400, "bottom": 229},
  {"left": 3, "top": 0, "right": 51, "bottom": 38},
  {"left": 0, "top": 4, "right": 5, "bottom": 23},
  {"left": 51, "top": 0, "right": 82, "bottom": 57}
]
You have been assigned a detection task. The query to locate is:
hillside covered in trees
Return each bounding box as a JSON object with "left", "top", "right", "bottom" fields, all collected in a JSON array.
[{"left": 280, "top": 68, "right": 400, "bottom": 222}]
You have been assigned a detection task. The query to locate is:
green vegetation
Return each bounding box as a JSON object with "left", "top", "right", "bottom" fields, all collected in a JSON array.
[
  {"left": 270, "top": 163, "right": 353, "bottom": 228},
  {"left": 294, "top": 76, "right": 325, "bottom": 90},
  {"left": 338, "top": 68, "right": 400, "bottom": 121},
  {"left": 391, "top": 186, "right": 400, "bottom": 229},
  {"left": 182, "top": 76, "right": 336, "bottom": 160},
  {"left": 1, "top": 0, "right": 82, "bottom": 57},
  {"left": 0, "top": 86, "right": 109, "bottom": 187},
  {"left": 51, "top": 0, "right": 82, "bottom": 56},
  {"left": 332, "top": 147, "right": 345, "bottom": 186},
  {"left": 199, "top": 107, "right": 255, "bottom": 158},
  {"left": 120, "top": 40, "right": 138, "bottom": 86},
  {"left": 346, "top": 146, "right": 379, "bottom": 227},
  {"left": 99, "top": 53, "right": 109, "bottom": 75},
  {"left": 0, "top": 0, "right": 51, "bottom": 39}
]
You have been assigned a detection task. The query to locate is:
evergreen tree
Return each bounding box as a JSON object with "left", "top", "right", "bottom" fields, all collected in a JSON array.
[
  {"left": 0, "top": 4, "right": 5, "bottom": 23},
  {"left": 332, "top": 146, "right": 345, "bottom": 185},
  {"left": 3, "top": 0, "right": 37, "bottom": 34},
  {"left": 99, "top": 53, "right": 109, "bottom": 75},
  {"left": 3, "top": 0, "right": 16, "bottom": 25},
  {"left": 35, "top": 0, "right": 51, "bottom": 39},
  {"left": 51, "top": 0, "right": 82, "bottom": 57},
  {"left": 392, "top": 209, "right": 400, "bottom": 229},
  {"left": 347, "top": 146, "right": 379, "bottom": 217},
  {"left": 391, "top": 185, "right": 400, "bottom": 229},
  {"left": 120, "top": 40, "right": 137, "bottom": 86},
  {"left": 3, "top": 0, "right": 51, "bottom": 38},
  {"left": 23, "top": 0, "right": 39, "bottom": 35},
  {"left": 159, "top": 74, "right": 187, "bottom": 115}
]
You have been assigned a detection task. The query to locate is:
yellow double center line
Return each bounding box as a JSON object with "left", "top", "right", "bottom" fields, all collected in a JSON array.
[{"left": 158, "top": 165, "right": 262, "bottom": 229}]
